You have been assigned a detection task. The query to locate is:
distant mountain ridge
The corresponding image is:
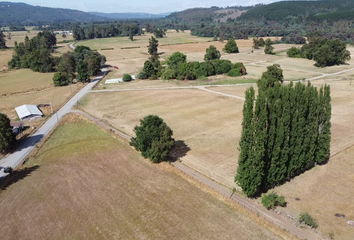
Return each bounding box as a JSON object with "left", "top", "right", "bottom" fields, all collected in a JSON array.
[
  {"left": 0, "top": 2, "right": 108, "bottom": 25},
  {"left": 88, "top": 12, "right": 170, "bottom": 19},
  {"left": 238, "top": 0, "right": 354, "bottom": 22}
]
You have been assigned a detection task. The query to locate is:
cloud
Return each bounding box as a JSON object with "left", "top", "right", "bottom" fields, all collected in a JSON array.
[{"left": 78, "top": 2, "right": 88, "bottom": 12}]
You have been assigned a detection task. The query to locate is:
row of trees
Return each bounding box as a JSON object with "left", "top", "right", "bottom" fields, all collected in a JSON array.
[
  {"left": 72, "top": 23, "right": 166, "bottom": 41},
  {"left": 236, "top": 64, "right": 331, "bottom": 197},
  {"left": 53, "top": 46, "right": 106, "bottom": 86},
  {"left": 8, "top": 31, "right": 57, "bottom": 72},
  {"left": 73, "top": 23, "right": 141, "bottom": 40},
  {"left": 287, "top": 36, "right": 351, "bottom": 67},
  {"left": 7, "top": 31, "right": 105, "bottom": 85},
  {"left": 139, "top": 37, "right": 245, "bottom": 80}
]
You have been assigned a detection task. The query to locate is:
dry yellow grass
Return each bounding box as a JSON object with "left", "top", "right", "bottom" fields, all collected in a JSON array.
[
  {"left": 4, "top": 30, "right": 74, "bottom": 48},
  {"left": 0, "top": 114, "right": 282, "bottom": 240},
  {"left": 84, "top": 76, "right": 354, "bottom": 239},
  {"left": 82, "top": 88, "right": 247, "bottom": 188},
  {"left": 0, "top": 69, "right": 54, "bottom": 95},
  {"left": 0, "top": 49, "right": 13, "bottom": 70},
  {"left": 0, "top": 83, "right": 81, "bottom": 120}
]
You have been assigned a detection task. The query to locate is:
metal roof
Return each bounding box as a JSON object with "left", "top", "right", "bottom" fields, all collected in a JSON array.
[{"left": 15, "top": 105, "right": 43, "bottom": 119}]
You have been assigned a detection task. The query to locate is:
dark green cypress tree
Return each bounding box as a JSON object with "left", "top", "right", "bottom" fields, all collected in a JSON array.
[
  {"left": 250, "top": 89, "right": 267, "bottom": 196},
  {"left": 278, "top": 85, "right": 291, "bottom": 183},
  {"left": 315, "top": 85, "right": 331, "bottom": 163},
  {"left": 236, "top": 87, "right": 256, "bottom": 196},
  {"left": 302, "top": 83, "right": 319, "bottom": 169},
  {"left": 287, "top": 82, "right": 299, "bottom": 179},
  {"left": 266, "top": 83, "right": 287, "bottom": 187}
]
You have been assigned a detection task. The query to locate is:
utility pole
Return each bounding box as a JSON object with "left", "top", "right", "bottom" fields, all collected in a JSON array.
[{"left": 50, "top": 101, "right": 53, "bottom": 114}]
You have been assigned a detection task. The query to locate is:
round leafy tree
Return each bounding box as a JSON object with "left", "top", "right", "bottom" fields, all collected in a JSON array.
[
  {"left": 204, "top": 45, "right": 221, "bottom": 61},
  {"left": 167, "top": 52, "right": 187, "bottom": 68},
  {"left": 0, "top": 113, "right": 15, "bottom": 152},
  {"left": 122, "top": 73, "right": 132, "bottom": 82},
  {"left": 130, "top": 115, "right": 175, "bottom": 163},
  {"left": 223, "top": 39, "right": 239, "bottom": 53}
]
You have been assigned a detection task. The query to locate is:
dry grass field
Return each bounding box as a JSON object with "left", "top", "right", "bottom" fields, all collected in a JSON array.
[
  {"left": 0, "top": 114, "right": 282, "bottom": 240},
  {"left": 83, "top": 78, "right": 354, "bottom": 239},
  {"left": 0, "top": 31, "right": 78, "bottom": 121},
  {"left": 82, "top": 88, "right": 246, "bottom": 188},
  {"left": 4, "top": 30, "right": 74, "bottom": 48},
  {"left": 76, "top": 33, "right": 354, "bottom": 239}
]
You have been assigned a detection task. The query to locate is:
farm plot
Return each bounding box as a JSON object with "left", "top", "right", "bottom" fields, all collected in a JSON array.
[
  {"left": 0, "top": 114, "right": 282, "bottom": 240},
  {"left": 82, "top": 88, "right": 248, "bottom": 188}
]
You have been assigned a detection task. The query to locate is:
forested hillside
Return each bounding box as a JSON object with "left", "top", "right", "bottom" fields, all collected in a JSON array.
[
  {"left": 166, "top": 6, "right": 251, "bottom": 23},
  {"left": 238, "top": 0, "right": 354, "bottom": 22},
  {"left": 0, "top": 2, "right": 107, "bottom": 25}
]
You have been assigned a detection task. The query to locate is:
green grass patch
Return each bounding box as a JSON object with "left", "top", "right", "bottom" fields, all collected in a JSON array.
[
  {"left": 33, "top": 121, "right": 113, "bottom": 164},
  {"left": 77, "top": 93, "right": 90, "bottom": 107},
  {"left": 57, "top": 40, "right": 73, "bottom": 44}
]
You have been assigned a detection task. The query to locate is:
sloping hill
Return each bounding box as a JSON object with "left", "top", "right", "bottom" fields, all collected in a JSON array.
[
  {"left": 88, "top": 12, "right": 170, "bottom": 19},
  {"left": 238, "top": 1, "right": 354, "bottom": 22},
  {"left": 166, "top": 6, "right": 251, "bottom": 23},
  {"left": 0, "top": 2, "right": 107, "bottom": 25}
]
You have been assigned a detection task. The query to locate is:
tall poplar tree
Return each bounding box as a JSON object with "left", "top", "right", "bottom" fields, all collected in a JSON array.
[
  {"left": 237, "top": 66, "right": 332, "bottom": 197},
  {"left": 251, "top": 89, "right": 267, "bottom": 196},
  {"left": 315, "top": 85, "right": 331, "bottom": 163},
  {"left": 236, "top": 87, "right": 256, "bottom": 197}
]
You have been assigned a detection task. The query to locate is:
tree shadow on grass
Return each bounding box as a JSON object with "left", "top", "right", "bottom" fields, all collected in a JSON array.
[
  {"left": 0, "top": 165, "right": 40, "bottom": 190},
  {"left": 167, "top": 140, "right": 191, "bottom": 162},
  {"left": 11, "top": 134, "right": 44, "bottom": 153}
]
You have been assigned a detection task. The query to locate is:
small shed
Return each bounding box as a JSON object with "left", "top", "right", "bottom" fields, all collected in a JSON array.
[
  {"left": 15, "top": 104, "right": 43, "bottom": 121},
  {"left": 10, "top": 122, "right": 24, "bottom": 135}
]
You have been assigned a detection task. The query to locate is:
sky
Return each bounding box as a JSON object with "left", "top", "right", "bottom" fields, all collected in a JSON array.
[{"left": 5, "top": 0, "right": 278, "bottom": 14}]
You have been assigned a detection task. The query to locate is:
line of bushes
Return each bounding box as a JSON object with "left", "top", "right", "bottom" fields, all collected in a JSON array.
[
  {"left": 138, "top": 51, "right": 246, "bottom": 81},
  {"left": 121, "top": 46, "right": 140, "bottom": 49}
]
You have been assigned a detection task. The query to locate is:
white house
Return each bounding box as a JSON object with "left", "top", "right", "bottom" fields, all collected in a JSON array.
[{"left": 15, "top": 105, "right": 43, "bottom": 121}]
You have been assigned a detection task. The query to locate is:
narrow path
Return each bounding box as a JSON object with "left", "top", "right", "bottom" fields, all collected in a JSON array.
[
  {"left": 91, "top": 84, "right": 249, "bottom": 101},
  {"left": 71, "top": 110, "right": 324, "bottom": 240}
]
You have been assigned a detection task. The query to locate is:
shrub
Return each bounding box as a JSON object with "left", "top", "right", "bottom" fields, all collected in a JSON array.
[
  {"left": 223, "top": 38, "right": 239, "bottom": 53},
  {"left": 143, "top": 60, "right": 157, "bottom": 77},
  {"left": 122, "top": 73, "right": 132, "bottom": 82},
  {"left": 264, "top": 45, "right": 274, "bottom": 54},
  {"left": 261, "top": 192, "right": 287, "bottom": 210},
  {"left": 227, "top": 68, "right": 242, "bottom": 77},
  {"left": 287, "top": 47, "right": 302, "bottom": 58},
  {"left": 185, "top": 70, "right": 197, "bottom": 80},
  {"left": 137, "top": 71, "right": 148, "bottom": 79},
  {"left": 299, "top": 212, "right": 318, "bottom": 228},
  {"left": 197, "top": 61, "right": 215, "bottom": 77},
  {"left": 53, "top": 72, "right": 72, "bottom": 86},
  {"left": 167, "top": 52, "right": 187, "bottom": 68},
  {"left": 204, "top": 45, "right": 221, "bottom": 61},
  {"left": 161, "top": 68, "right": 177, "bottom": 80},
  {"left": 234, "top": 62, "right": 247, "bottom": 75},
  {"left": 258, "top": 38, "right": 265, "bottom": 47},
  {"left": 212, "top": 59, "right": 233, "bottom": 74}
]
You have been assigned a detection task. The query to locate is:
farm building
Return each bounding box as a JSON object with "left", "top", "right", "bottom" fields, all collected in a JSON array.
[
  {"left": 10, "top": 122, "right": 24, "bottom": 135},
  {"left": 15, "top": 104, "right": 43, "bottom": 121}
]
